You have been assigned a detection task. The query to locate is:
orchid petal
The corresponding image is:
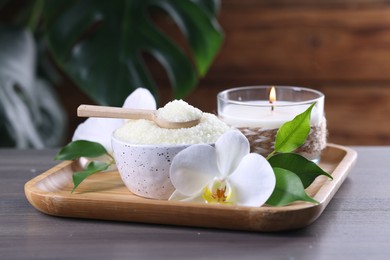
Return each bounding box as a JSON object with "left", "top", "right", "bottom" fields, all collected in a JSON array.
[
  {"left": 170, "top": 144, "right": 218, "bottom": 196},
  {"left": 72, "top": 117, "right": 122, "bottom": 152},
  {"left": 215, "top": 130, "right": 250, "bottom": 177},
  {"left": 228, "top": 153, "right": 276, "bottom": 207},
  {"left": 122, "top": 88, "right": 156, "bottom": 110},
  {"left": 169, "top": 189, "right": 204, "bottom": 203},
  {"left": 72, "top": 88, "right": 156, "bottom": 152}
]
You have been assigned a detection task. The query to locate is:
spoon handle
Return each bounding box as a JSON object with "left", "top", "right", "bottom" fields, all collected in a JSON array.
[{"left": 77, "top": 105, "right": 155, "bottom": 120}]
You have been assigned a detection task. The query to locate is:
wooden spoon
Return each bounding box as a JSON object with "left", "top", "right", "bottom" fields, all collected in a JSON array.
[{"left": 77, "top": 104, "right": 201, "bottom": 129}]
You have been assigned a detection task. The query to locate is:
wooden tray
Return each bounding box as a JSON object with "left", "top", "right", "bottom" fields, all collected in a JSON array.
[{"left": 24, "top": 143, "right": 357, "bottom": 232}]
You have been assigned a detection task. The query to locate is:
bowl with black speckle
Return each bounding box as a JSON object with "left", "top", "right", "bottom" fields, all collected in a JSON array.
[{"left": 111, "top": 135, "right": 191, "bottom": 200}]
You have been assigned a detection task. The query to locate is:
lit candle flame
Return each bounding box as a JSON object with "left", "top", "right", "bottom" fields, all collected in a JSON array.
[{"left": 269, "top": 86, "right": 276, "bottom": 111}]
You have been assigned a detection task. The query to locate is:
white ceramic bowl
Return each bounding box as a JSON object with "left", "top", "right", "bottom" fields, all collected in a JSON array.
[{"left": 111, "top": 135, "right": 191, "bottom": 200}]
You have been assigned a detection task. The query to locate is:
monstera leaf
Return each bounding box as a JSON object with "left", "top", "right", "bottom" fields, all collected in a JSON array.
[
  {"left": 43, "top": 0, "right": 223, "bottom": 106},
  {"left": 0, "top": 27, "right": 66, "bottom": 148}
]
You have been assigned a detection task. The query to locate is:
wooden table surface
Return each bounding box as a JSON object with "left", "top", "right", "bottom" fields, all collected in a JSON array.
[{"left": 1, "top": 147, "right": 389, "bottom": 259}]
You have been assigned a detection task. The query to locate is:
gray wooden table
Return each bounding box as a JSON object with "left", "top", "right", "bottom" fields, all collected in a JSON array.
[{"left": 1, "top": 147, "right": 389, "bottom": 259}]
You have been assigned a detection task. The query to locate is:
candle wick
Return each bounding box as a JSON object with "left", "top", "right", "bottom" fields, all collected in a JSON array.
[{"left": 270, "top": 101, "right": 274, "bottom": 112}]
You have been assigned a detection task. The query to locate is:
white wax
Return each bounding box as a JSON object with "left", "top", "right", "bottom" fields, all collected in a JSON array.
[{"left": 219, "top": 101, "right": 321, "bottom": 129}]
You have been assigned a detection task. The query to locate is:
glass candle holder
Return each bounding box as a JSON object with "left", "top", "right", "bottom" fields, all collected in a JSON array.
[{"left": 217, "top": 86, "right": 326, "bottom": 162}]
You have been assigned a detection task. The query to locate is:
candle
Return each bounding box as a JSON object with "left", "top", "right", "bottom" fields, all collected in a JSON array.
[
  {"left": 217, "top": 86, "right": 324, "bottom": 130},
  {"left": 217, "top": 86, "right": 326, "bottom": 162},
  {"left": 220, "top": 101, "right": 321, "bottom": 129}
]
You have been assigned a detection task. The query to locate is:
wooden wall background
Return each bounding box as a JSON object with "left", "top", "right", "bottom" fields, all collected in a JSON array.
[{"left": 62, "top": 0, "right": 390, "bottom": 146}]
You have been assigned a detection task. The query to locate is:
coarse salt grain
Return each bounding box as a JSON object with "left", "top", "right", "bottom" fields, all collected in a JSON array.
[
  {"left": 156, "top": 99, "right": 202, "bottom": 122},
  {"left": 114, "top": 113, "right": 230, "bottom": 145}
]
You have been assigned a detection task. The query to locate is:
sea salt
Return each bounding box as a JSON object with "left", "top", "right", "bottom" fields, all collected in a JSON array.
[
  {"left": 114, "top": 112, "right": 230, "bottom": 145},
  {"left": 156, "top": 99, "right": 202, "bottom": 122}
]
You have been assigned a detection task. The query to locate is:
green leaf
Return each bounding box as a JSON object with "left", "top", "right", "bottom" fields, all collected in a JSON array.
[
  {"left": 274, "top": 103, "right": 315, "bottom": 153},
  {"left": 72, "top": 161, "right": 109, "bottom": 193},
  {"left": 43, "top": 0, "right": 223, "bottom": 106},
  {"left": 191, "top": 0, "right": 221, "bottom": 16},
  {"left": 266, "top": 167, "right": 319, "bottom": 207},
  {"left": 268, "top": 153, "right": 333, "bottom": 188},
  {"left": 55, "top": 140, "right": 108, "bottom": 161}
]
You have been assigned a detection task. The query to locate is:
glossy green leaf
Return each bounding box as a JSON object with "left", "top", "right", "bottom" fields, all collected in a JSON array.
[
  {"left": 266, "top": 167, "right": 319, "bottom": 207},
  {"left": 72, "top": 161, "right": 110, "bottom": 193},
  {"left": 43, "top": 0, "right": 223, "bottom": 106},
  {"left": 55, "top": 140, "right": 108, "bottom": 161},
  {"left": 274, "top": 103, "right": 315, "bottom": 153},
  {"left": 268, "top": 153, "right": 332, "bottom": 188}
]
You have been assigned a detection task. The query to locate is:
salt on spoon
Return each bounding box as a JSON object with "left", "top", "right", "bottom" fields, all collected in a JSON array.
[{"left": 77, "top": 100, "right": 202, "bottom": 129}]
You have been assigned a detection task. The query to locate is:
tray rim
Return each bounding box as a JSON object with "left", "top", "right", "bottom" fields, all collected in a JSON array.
[{"left": 24, "top": 143, "right": 357, "bottom": 232}]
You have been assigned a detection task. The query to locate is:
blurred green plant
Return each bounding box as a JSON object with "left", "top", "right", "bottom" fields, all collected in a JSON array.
[{"left": 0, "top": 0, "right": 223, "bottom": 148}]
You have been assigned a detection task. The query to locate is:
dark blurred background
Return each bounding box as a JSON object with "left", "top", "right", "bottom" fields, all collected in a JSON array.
[{"left": 1, "top": 0, "right": 389, "bottom": 147}]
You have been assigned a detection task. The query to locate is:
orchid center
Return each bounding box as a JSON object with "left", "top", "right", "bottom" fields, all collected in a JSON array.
[{"left": 202, "top": 178, "right": 232, "bottom": 204}]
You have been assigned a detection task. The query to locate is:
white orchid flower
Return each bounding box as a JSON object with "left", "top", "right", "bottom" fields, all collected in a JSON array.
[
  {"left": 72, "top": 88, "right": 157, "bottom": 153},
  {"left": 169, "top": 130, "right": 276, "bottom": 207}
]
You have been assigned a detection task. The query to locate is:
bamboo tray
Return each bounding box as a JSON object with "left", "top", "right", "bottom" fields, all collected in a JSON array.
[{"left": 24, "top": 143, "right": 357, "bottom": 232}]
